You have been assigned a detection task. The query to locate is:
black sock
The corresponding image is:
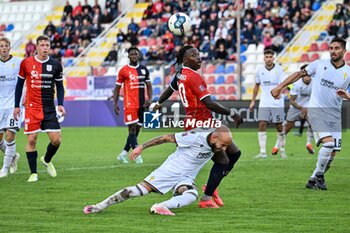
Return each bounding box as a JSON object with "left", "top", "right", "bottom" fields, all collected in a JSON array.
[
  {"left": 225, "top": 150, "right": 241, "bottom": 173},
  {"left": 299, "top": 119, "right": 306, "bottom": 135},
  {"left": 129, "top": 133, "right": 138, "bottom": 149},
  {"left": 123, "top": 136, "right": 131, "bottom": 152},
  {"left": 26, "top": 151, "right": 38, "bottom": 174},
  {"left": 204, "top": 163, "right": 228, "bottom": 196},
  {"left": 44, "top": 143, "right": 59, "bottom": 163}
]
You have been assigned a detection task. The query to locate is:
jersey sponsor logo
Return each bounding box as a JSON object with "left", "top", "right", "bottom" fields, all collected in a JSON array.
[
  {"left": 196, "top": 152, "right": 212, "bottom": 159},
  {"left": 31, "top": 70, "right": 39, "bottom": 79},
  {"left": 176, "top": 73, "right": 186, "bottom": 80},
  {"left": 199, "top": 85, "right": 206, "bottom": 92},
  {"left": 320, "top": 78, "right": 338, "bottom": 90}
]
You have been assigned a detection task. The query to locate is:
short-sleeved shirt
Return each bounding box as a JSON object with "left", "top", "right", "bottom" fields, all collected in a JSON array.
[
  {"left": 170, "top": 67, "right": 212, "bottom": 130},
  {"left": 18, "top": 56, "right": 63, "bottom": 111},
  {"left": 116, "top": 64, "right": 150, "bottom": 109},
  {"left": 0, "top": 56, "right": 22, "bottom": 110},
  {"left": 306, "top": 59, "right": 350, "bottom": 120},
  {"left": 289, "top": 79, "right": 312, "bottom": 108},
  {"left": 160, "top": 128, "right": 215, "bottom": 179},
  {"left": 255, "top": 64, "right": 286, "bottom": 108}
]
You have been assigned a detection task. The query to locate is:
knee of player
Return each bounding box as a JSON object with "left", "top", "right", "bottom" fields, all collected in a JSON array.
[
  {"left": 27, "top": 137, "right": 37, "bottom": 146},
  {"left": 51, "top": 137, "right": 62, "bottom": 147},
  {"left": 322, "top": 141, "right": 335, "bottom": 150},
  {"left": 174, "top": 185, "right": 198, "bottom": 199}
]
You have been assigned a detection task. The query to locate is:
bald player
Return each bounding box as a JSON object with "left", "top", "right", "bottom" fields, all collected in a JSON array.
[{"left": 84, "top": 126, "right": 233, "bottom": 216}]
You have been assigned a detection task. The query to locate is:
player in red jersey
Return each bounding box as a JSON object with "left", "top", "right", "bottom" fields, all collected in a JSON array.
[
  {"left": 114, "top": 47, "right": 152, "bottom": 164},
  {"left": 153, "top": 45, "right": 243, "bottom": 208},
  {"left": 13, "top": 35, "right": 66, "bottom": 182}
]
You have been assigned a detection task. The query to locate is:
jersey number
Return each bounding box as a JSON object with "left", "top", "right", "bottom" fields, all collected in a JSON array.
[
  {"left": 334, "top": 138, "right": 342, "bottom": 148},
  {"left": 178, "top": 83, "right": 189, "bottom": 108},
  {"left": 9, "top": 119, "right": 15, "bottom": 127}
]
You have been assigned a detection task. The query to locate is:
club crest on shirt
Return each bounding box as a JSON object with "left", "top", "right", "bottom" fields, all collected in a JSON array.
[
  {"left": 344, "top": 72, "right": 347, "bottom": 80},
  {"left": 199, "top": 85, "right": 205, "bottom": 91},
  {"left": 141, "top": 69, "right": 146, "bottom": 75},
  {"left": 47, "top": 64, "right": 52, "bottom": 72}
]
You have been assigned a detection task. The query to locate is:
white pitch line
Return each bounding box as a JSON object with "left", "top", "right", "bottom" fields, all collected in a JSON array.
[{"left": 12, "top": 156, "right": 350, "bottom": 175}]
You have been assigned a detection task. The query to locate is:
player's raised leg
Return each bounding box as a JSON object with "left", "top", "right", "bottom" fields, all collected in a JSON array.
[{"left": 83, "top": 183, "right": 151, "bottom": 214}]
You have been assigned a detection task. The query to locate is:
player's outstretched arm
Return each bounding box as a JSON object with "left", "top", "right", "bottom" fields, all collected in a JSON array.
[
  {"left": 151, "top": 86, "right": 174, "bottom": 111},
  {"left": 130, "top": 134, "right": 176, "bottom": 160},
  {"left": 201, "top": 96, "right": 243, "bottom": 128},
  {"left": 271, "top": 70, "right": 307, "bottom": 99}
]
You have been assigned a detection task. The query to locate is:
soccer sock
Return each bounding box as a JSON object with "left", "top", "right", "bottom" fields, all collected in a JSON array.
[
  {"left": 311, "top": 142, "right": 334, "bottom": 177},
  {"left": 273, "top": 138, "right": 279, "bottom": 149},
  {"left": 129, "top": 133, "right": 138, "bottom": 149},
  {"left": 160, "top": 190, "right": 198, "bottom": 209},
  {"left": 225, "top": 150, "right": 241, "bottom": 173},
  {"left": 26, "top": 151, "right": 38, "bottom": 174},
  {"left": 123, "top": 136, "right": 131, "bottom": 152},
  {"left": 204, "top": 163, "right": 228, "bottom": 197},
  {"left": 96, "top": 184, "right": 149, "bottom": 210},
  {"left": 306, "top": 127, "right": 313, "bottom": 145},
  {"left": 258, "top": 132, "right": 267, "bottom": 154},
  {"left": 325, "top": 155, "right": 335, "bottom": 174},
  {"left": 299, "top": 119, "right": 306, "bottom": 135},
  {"left": 277, "top": 132, "right": 285, "bottom": 153},
  {"left": 44, "top": 143, "right": 59, "bottom": 163},
  {"left": 0, "top": 140, "right": 6, "bottom": 153},
  {"left": 1, "top": 141, "right": 15, "bottom": 173}
]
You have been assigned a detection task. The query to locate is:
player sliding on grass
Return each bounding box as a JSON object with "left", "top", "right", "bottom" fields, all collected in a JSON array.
[
  {"left": 271, "top": 38, "right": 350, "bottom": 190},
  {"left": 84, "top": 126, "right": 233, "bottom": 216},
  {"left": 151, "top": 45, "right": 243, "bottom": 208}
]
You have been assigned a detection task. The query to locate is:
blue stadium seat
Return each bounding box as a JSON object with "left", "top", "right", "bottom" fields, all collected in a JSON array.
[
  {"left": 153, "top": 87, "right": 161, "bottom": 95},
  {"left": 225, "top": 65, "right": 235, "bottom": 73},
  {"left": 215, "top": 75, "right": 225, "bottom": 84},
  {"left": 211, "top": 95, "right": 217, "bottom": 100},
  {"left": 64, "top": 59, "right": 74, "bottom": 67},
  {"left": 140, "top": 48, "right": 148, "bottom": 56},
  {"left": 241, "top": 86, "right": 246, "bottom": 94},
  {"left": 153, "top": 76, "right": 162, "bottom": 85},
  {"left": 215, "top": 64, "right": 225, "bottom": 74},
  {"left": 5, "top": 24, "right": 14, "bottom": 32},
  {"left": 312, "top": 1, "right": 321, "bottom": 11},
  {"left": 317, "top": 31, "right": 328, "bottom": 41},
  {"left": 240, "top": 55, "right": 247, "bottom": 63},
  {"left": 240, "top": 44, "right": 247, "bottom": 53}
]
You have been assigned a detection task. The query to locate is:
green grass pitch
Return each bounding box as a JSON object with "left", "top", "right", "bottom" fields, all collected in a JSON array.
[{"left": 0, "top": 127, "right": 349, "bottom": 233}]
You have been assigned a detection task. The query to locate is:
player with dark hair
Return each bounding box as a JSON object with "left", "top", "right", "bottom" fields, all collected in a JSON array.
[
  {"left": 284, "top": 64, "right": 314, "bottom": 154},
  {"left": 271, "top": 38, "right": 350, "bottom": 190},
  {"left": 151, "top": 45, "right": 243, "bottom": 208},
  {"left": 14, "top": 35, "right": 66, "bottom": 182},
  {"left": 114, "top": 46, "right": 152, "bottom": 164},
  {"left": 249, "top": 49, "right": 287, "bottom": 159}
]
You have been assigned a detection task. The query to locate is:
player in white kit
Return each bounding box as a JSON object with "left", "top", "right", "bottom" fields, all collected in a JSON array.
[
  {"left": 285, "top": 64, "right": 314, "bottom": 154},
  {"left": 0, "top": 37, "right": 21, "bottom": 178},
  {"left": 249, "top": 49, "right": 287, "bottom": 158},
  {"left": 271, "top": 38, "right": 350, "bottom": 190},
  {"left": 83, "top": 126, "right": 233, "bottom": 216}
]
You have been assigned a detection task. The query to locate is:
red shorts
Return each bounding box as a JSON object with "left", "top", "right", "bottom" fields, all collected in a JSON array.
[
  {"left": 124, "top": 107, "right": 144, "bottom": 125},
  {"left": 24, "top": 108, "right": 60, "bottom": 134}
]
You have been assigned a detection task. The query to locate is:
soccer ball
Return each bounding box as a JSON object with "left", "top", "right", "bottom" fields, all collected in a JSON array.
[
  {"left": 56, "top": 107, "right": 65, "bottom": 123},
  {"left": 168, "top": 12, "right": 192, "bottom": 36}
]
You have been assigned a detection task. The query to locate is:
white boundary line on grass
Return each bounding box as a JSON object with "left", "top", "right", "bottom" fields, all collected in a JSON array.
[{"left": 14, "top": 156, "right": 350, "bottom": 175}]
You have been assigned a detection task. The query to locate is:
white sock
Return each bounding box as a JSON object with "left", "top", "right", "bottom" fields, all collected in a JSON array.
[
  {"left": 96, "top": 184, "right": 149, "bottom": 210},
  {"left": 258, "top": 132, "right": 267, "bottom": 154},
  {"left": 311, "top": 142, "right": 333, "bottom": 177},
  {"left": 306, "top": 127, "right": 313, "bottom": 145},
  {"left": 273, "top": 138, "right": 279, "bottom": 148},
  {"left": 159, "top": 190, "right": 198, "bottom": 209},
  {"left": 0, "top": 140, "right": 6, "bottom": 153},
  {"left": 1, "top": 141, "right": 15, "bottom": 173},
  {"left": 277, "top": 132, "right": 285, "bottom": 153}
]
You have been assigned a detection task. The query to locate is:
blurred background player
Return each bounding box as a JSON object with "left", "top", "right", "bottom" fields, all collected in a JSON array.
[
  {"left": 14, "top": 35, "right": 66, "bottom": 182},
  {"left": 249, "top": 49, "right": 287, "bottom": 159},
  {"left": 0, "top": 37, "right": 21, "bottom": 178},
  {"left": 84, "top": 126, "right": 233, "bottom": 216},
  {"left": 271, "top": 38, "right": 350, "bottom": 190},
  {"left": 285, "top": 64, "right": 314, "bottom": 155},
  {"left": 114, "top": 46, "right": 152, "bottom": 164},
  {"left": 152, "top": 45, "right": 243, "bottom": 208}
]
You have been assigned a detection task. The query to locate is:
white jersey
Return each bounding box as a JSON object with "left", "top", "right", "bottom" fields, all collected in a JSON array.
[
  {"left": 158, "top": 128, "right": 215, "bottom": 180},
  {"left": 256, "top": 64, "right": 286, "bottom": 108},
  {"left": 0, "top": 56, "right": 22, "bottom": 110},
  {"left": 306, "top": 59, "right": 350, "bottom": 120},
  {"left": 289, "top": 79, "right": 312, "bottom": 108}
]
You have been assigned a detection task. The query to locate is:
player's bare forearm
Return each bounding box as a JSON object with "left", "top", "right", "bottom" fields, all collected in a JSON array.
[
  {"left": 113, "top": 85, "right": 121, "bottom": 105},
  {"left": 289, "top": 95, "right": 302, "bottom": 110},
  {"left": 146, "top": 82, "right": 153, "bottom": 102},
  {"left": 279, "top": 70, "right": 306, "bottom": 90},
  {"left": 158, "top": 86, "right": 174, "bottom": 104},
  {"left": 251, "top": 83, "right": 260, "bottom": 102},
  {"left": 141, "top": 134, "right": 176, "bottom": 150},
  {"left": 201, "top": 96, "right": 230, "bottom": 115}
]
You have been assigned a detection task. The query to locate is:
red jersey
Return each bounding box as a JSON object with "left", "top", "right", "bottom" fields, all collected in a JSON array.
[
  {"left": 170, "top": 67, "right": 212, "bottom": 130},
  {"left": 18, "top": 56, "right": 63, "bottom": 111},
  {"left": 116, "top": 64, "right": 150, "bottom": 109}
]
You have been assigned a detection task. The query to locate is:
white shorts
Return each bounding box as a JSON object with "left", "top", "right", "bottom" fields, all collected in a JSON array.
[
  {"left": 258, "top": 107, "right": 285, "bottom": 123},
  {"left": 308, "top": 116, "right": 342, "bottom": 151},
  {"left": 0, "top": 108, "right": 20, "bottom": 133},
  {"left": 144, "top": 166, "right": 196, "bottom": 195},
  {"left": 286, "top": 108, "right": 302, "bottom": 122}
]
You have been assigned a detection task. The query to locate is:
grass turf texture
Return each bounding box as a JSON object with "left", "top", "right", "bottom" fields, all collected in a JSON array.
[{"left": 0, "top": 127, "right": 349, "bottom": 233}]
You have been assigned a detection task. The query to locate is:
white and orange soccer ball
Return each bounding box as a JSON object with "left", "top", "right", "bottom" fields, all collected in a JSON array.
[{"left": 167, "top": 12, "right": 192, "bottom": 36}]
